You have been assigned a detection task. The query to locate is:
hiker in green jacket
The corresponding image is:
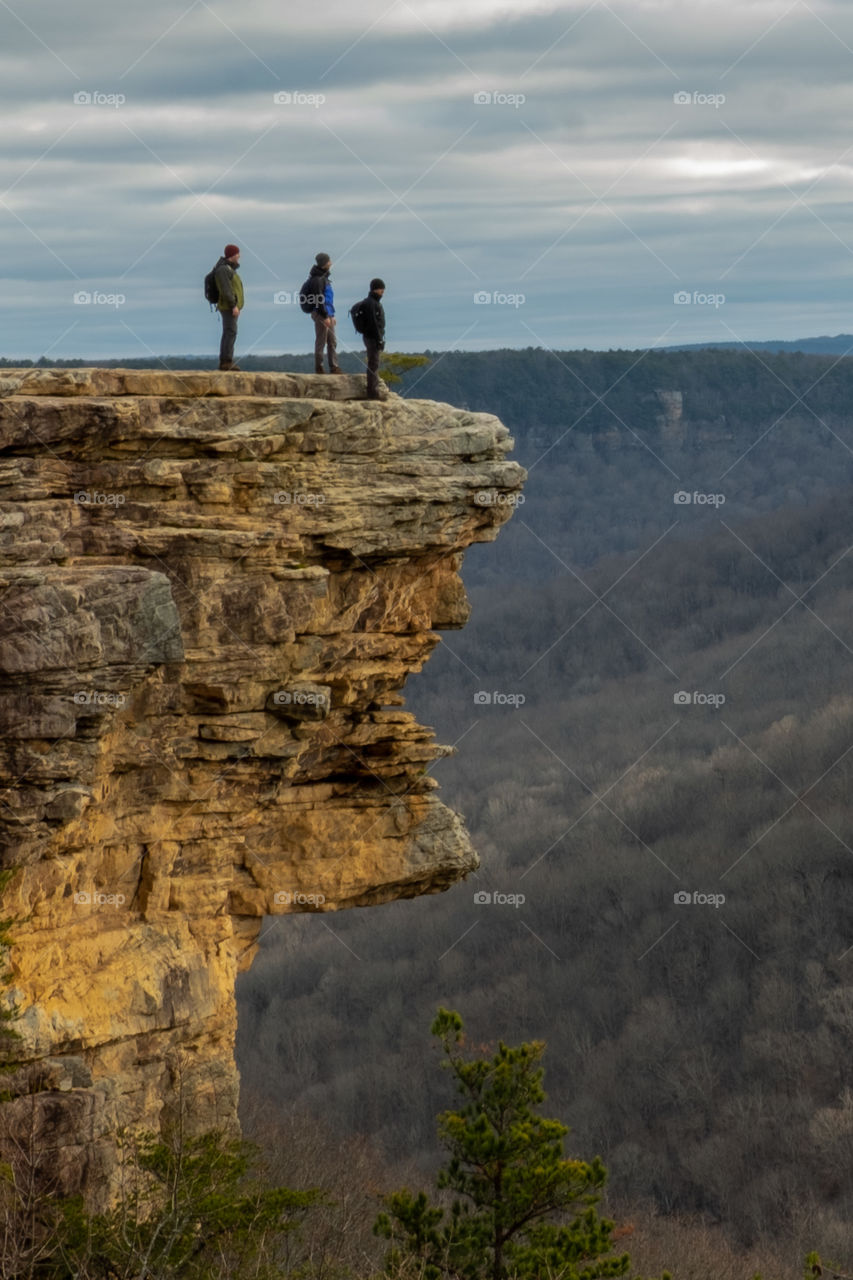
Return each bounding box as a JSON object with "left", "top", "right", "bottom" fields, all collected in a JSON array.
[{"left": 215, "top": 245, "right": 244, "bottom": 371}]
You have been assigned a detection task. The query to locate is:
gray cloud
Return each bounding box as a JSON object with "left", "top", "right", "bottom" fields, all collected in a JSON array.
[{"left": 2, "top": 0, "right": 853, "bottom": 357}]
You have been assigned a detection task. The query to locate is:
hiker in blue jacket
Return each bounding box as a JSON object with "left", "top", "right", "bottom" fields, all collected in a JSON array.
[{"left": 307, "top": 252, "right": 341, "bottom": 374}]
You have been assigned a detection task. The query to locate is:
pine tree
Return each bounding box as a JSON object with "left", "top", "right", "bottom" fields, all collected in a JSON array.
[
  {"left": 379, "top": 353, "right": 431, "bottom": 385},
  {"left": 375, "top": 1008, "right": 672, "bottom": 1280},
  {"left": 48, "top": 1127, "right": 322, "bottom": 1278}
]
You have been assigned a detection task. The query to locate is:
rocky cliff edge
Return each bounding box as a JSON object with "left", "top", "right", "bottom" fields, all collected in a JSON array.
[{"left": 0, "top": 368, "right": 524, "bottom": 1202}]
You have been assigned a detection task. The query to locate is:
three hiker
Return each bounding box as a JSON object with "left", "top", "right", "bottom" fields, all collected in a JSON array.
[
  {"left": 209, "top": 246, "right": 388, "bottom": 397},
  {"left": 213, "top": 245, "right": 243, "bottom": 371}
]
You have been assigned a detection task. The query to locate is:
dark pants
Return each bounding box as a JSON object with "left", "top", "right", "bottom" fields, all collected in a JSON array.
[
  {"left": 313, "top": 315, "right": 338, "bottom": 371},
  {"left": 219, "top": 310, "right": 238, "bottom": 367},
  {"left": 364, "top": 337, "right": 381, "bottom": 396}
]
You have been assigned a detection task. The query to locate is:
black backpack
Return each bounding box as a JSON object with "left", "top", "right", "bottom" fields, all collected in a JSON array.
[
  {"left": 204, "top": 266, "right": 219, "bottom": 307},
  {"left": 298, "top": 274, "right": 326, "bottom": 314},
  {"left": 350, "top": 298, "right": 369, "bottom": 334}
]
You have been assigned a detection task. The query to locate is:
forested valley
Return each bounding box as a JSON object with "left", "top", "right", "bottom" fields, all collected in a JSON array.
[{"left": 236, "top": 348, "right": 853, "bottom": 1271}]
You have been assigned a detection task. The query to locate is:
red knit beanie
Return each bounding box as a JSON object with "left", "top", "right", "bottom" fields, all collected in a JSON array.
[{"left": 224, "top": 244, "right": 240, "bottom": 259}]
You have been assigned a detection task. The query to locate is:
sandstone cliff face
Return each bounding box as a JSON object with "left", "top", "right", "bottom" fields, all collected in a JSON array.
[{"left": 0, "top": 368, "right": 524, "bottom": 1203}]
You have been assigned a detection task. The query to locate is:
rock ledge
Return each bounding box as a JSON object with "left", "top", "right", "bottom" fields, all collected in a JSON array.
[{"left": 0, "top": 368, "right": 525, "bottom": 1202}]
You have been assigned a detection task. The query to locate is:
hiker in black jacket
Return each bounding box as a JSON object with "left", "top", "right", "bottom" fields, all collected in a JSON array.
[{"left": 361, "top": 278, "right": 386, "bottom": 399}]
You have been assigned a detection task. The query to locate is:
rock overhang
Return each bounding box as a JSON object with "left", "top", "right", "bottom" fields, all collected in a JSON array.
[{"left": 0, "top": 367, "right": 525, "bottom": 1202}]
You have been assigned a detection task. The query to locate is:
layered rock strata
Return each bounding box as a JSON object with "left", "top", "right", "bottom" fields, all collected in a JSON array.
[{"left": 0, "top": 368, "right": 524, "bottom": 1202}]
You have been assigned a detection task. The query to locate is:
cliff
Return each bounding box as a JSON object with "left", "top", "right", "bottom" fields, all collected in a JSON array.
[{"left": 0, "top": 367, "right": 524, "bottom": 1203}]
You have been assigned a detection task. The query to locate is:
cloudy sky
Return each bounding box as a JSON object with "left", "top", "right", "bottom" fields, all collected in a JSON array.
[{"left": 3, "top": 0, "right": 853, "bottom": 358}]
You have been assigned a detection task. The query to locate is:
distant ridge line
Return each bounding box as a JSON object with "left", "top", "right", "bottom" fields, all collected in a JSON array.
[
  {"left": 663, "top": 334, "right": 853, "bottom": 355},
  {"left": 5, "top": 336, "right": 853, "bottom": 365}
]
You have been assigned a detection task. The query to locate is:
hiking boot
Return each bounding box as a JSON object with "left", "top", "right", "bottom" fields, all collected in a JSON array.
[
  {"left": 219, "top": 362, "right": 241, "bottom": 371},
  {"left": 329, "top": 366, "right": 343, "bottom": 374},
  {"left": 314, "top": 363, "right": 325, "bottom": 374}
]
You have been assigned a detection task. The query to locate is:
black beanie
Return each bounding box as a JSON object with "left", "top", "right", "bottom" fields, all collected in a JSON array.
[
  {"left": 316, "top": 252, "right": 331, "bottom": 267},
  {"left": 370, "top": 278, "right": 385, "bottom": 290}
]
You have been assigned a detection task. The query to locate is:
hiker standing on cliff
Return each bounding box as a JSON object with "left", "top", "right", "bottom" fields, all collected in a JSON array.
[
  {"left": 214, "top": 245, "right": 244, "bottom": 371},
  {"left": 302, "top": 252, "right": 341, "bottom": 374},
  {"left": 352, "top": 278, "right": 386, "bottom": 399}
]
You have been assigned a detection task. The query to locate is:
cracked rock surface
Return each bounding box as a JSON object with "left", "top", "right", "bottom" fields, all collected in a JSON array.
[{"left": 0, "top": 368, "right": 525, "bottom": 1203}]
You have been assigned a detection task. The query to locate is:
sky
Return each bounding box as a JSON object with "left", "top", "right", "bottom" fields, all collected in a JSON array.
[{"left": 3, "top": 0, "right": 853, "bottom": 358}]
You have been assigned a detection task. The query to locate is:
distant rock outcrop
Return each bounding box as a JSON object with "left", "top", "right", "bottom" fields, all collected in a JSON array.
[
  {"left": 655, "top": 388, "right": 684, "bottom": 443},
  {"left": 0, "top": 368, "right": 524, "bottom": 1204}
]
